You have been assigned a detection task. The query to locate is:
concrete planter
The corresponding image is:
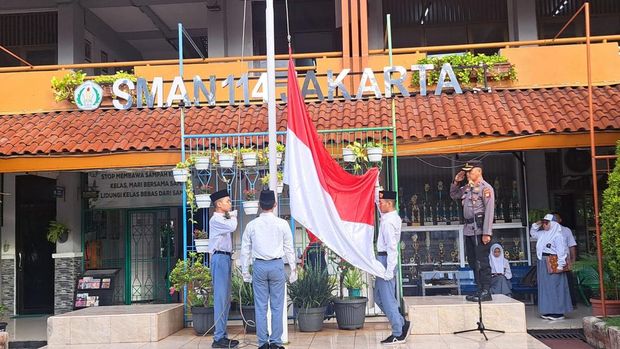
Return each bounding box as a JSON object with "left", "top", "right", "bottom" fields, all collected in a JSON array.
[
  {"left": 584, "top": 316, "right": 620, "bottom": 349},
  {"left": 591, "top": 299, "right": 620, "bottom": 316}
]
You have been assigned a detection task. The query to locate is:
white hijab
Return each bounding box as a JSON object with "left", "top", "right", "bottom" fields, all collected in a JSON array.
[
  {"left": 489, "top": 243, "right": 506, "bottom": 274},
  {"left": 535, "top": 220, "right": 562, "bottom": 260}
]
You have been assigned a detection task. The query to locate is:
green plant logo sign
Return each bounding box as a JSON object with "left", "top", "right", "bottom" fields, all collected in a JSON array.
[{"left": 74, "top": 81, "right": 103, "bottom": 111}]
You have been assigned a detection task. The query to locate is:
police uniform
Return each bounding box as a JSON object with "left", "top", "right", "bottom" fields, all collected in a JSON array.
[
  {"left": 449, "top": 161, "right": 495, "bottom": 299},
  {"left": 239, "top": 191, "right": 296, "bottom": 349},
  {"left": 208, "top": 189, "right": 239, "bottom": 348}
]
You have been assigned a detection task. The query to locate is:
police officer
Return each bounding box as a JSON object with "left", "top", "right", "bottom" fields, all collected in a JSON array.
[
  {"left": 240, "top": 190, "right": 297, "bottom": 349},
  {"left": 208, "top": 189, "right": 239, "bottom": 348},
  {"left": 450, "top": 160, "right": 495, "bottom": 302}
]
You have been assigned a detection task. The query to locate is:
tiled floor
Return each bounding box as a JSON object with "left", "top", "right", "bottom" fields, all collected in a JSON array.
[
  {"left": 43, "top": 323, "right": 551, "bottom": 349},
  {"left": 525, "top": 304, "right": 591, "bottom": 330}
]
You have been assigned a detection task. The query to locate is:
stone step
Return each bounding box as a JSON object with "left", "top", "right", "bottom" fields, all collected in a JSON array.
[
  {"left": 47, "top": 304, "right": 183, "bottom": 346},
  {"left": 405, "top": 294, "right": 527, "bottom": 335}
]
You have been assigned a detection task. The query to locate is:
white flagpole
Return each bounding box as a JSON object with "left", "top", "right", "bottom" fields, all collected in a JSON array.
[{"left": 265, "top": 0, "right": 288, "bottom": 343}]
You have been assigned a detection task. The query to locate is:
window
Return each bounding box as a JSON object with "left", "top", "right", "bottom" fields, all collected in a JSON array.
[{"left": 85, "top": 40, "right": 92, "bottom": 62}]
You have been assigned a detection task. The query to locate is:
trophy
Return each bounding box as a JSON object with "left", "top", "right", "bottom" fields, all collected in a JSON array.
[
  {"left": 438, "top": 240, "right": 445, "bottom": 269},
  {"left": 425, "top": 231, "right": 433, "bottom": 263},
  {"left": 423, "top": 202, "right": 433, "bottom": 225},
  {"left": 410, "top": 195, "right": 421, "bottom": 226},
  {"left": 436, "top": 181, "right": 447, "bottom": 225},
  {"left": 450, "top": 239, "right": 459, "bottom": 263},
  {"left": 449, "top": 200, "right": 460, "bottom": 224},
  {"left": 513, "top": 237, "right": 523, "bottom": 260},
  {"left": 494, "top": 178, "right": 505, "bottom": 223}
]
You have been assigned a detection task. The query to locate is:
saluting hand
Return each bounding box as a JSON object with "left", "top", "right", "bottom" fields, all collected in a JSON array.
[{"left": 454, "top": 171, "right": 465, "bottom": 183}]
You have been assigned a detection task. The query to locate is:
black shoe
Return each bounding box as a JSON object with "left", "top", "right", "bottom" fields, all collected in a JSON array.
[
  {"left": 465, "top": 290, "right": 492, "bottom": 302},
  {"left": 380, "top": 335, "right": 405, "bottom": 346},
  {"left": 397, "top": 320, "right": 411, "bottom": 341},
  {"left": 212, "top": 338, "right": 240, "bottom": 348},
  {"left": 258, "top": 344, "right": 270, "bottom": 349},
  {"left": 270, "top": 343, "right": 286, "bottom": 349}
]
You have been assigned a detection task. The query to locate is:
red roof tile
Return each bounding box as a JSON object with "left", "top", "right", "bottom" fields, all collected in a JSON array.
[{"left": 1, "top": 86, "right": 620, "bottom": 156}]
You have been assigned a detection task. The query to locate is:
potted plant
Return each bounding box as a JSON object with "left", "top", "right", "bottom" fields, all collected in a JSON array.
[
  {"left": 0, "top": 303, "right": 8, "bottom": 332},
  {"left": 93, "top": 70, "right": 137, "bottom": 98},
  {"left": 218, "top": 147, "right": 236, "bottom": 168},
  {"left": 329, "top": 255, "right": 368, "bottom": 330},
  {"left": 242, "top": 189, "right": 259, "bottom": 215},
  {"left": 47, "top": 221, "right": 69, "bottom": 244},
  {"left": 240, "top": 146, "right": 258, "bottom": 167},
  {"left": 169, "top": 252, "right": 214, "bottom": 335},
  {"left": 192, "top": 151, "right": 211, "bottom": 170},
  {"left": 364, "top": 141, "right": 384, "bottom": 162},
  {"left": 193, "top": 229, "right": 209, "bottom": 253},
  {"left": 288, "top": 265, "right": 336, "bottom": 332},
  {"left": 231, "top": 269, "right": 256, "bottom": 333},
  {"left": 194, "top": 184, "right": 212, "bottom": 209},
  {"left": 598, "top": 141, "right": 620, "bottom": 315},
  {"left": 51, "top": 70, "right": 86, "bottom": 103},
  {"left": 276, "top": 142, "right": 285, "bottom": 165},
  {"left": 342, "top": 143, "right": 358, "bottom": 163},
  {"left": 172, "top": 161, "right": 190, "bottom": 183},
  {"left": 260, "top": 172, "right": 284, "bottom": 194}
]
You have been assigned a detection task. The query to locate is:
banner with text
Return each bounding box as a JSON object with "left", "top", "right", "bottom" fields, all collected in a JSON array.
[{"left": 87, "top": 171, "right": 183, "bottom": 209}]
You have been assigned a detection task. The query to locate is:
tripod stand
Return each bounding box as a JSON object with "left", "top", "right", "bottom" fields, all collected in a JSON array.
[{"left": 453, "top": 186, "right": 504, "bottom": 341}]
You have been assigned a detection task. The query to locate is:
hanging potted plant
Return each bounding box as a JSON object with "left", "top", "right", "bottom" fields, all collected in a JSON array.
[
  {"left": 169, "top": 252, "right": 214, "bottom": 335},
  {"left": 218, "top": 147, "right": 236, "bottom": 168},
  {"left": 232, "top": 268, "right": 256, "bottom": 333},
  {"left": 242, "top": 189, "right": 259, "bottom": 215},
  {"left": 93, "top": 70, "right": 137, "bottom": 98},
  {"left": 342, "top": 143, "right": 358, "bottom": 163},
  {"left": 193, "top": 229, "right": 209, "bottom": 253},
  {"left": 173, "top": 161, "right": 190, "bottom": 183},
  {"left": 240, "top": 146, "right": 258, "bottom": 167},
  {"left": 288, "top": 265, "right": 336, "bottom": 332},
  {"left": 47, "top": 221, "right": 69, "bottom": 244},
  {"left": 260, "top": 172, "right": 284, "bottom": 194},
  {"left": 51, "top": 70, "right": 86, "bottom": 103},
  {"left": 276, "top": 142, "right": 285, "bottom": 166},
  {"left": 192, "top": 151, "right": 211, "bottom": 170},
  {"left": 329, "top": 255, "right": 368, "bottom": 330},
  {"left": 194, "top": 184, "right": 212, "bottom": 209},
  {"left": 364, "top": 141, "right": 384, "bottom": 163}
]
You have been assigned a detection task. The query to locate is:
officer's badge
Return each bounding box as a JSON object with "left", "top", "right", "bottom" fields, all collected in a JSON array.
[{"left": 484, "top": 188, "right": 491, "bottom": 198}]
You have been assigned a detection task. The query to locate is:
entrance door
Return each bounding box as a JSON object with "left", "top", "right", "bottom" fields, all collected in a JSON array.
[
  {"left": 127, "top": 210, "right": 170, "bottom": 303},
  {"left": 16, "top": 175, "right": 55, "bottom": 314}
]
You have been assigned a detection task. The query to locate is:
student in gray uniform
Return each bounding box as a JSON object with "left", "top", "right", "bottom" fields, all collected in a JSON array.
[
  {"left": 375, "top": 190, "right": 410, "bottom": 346},
  {"left": 240, "top": 190, "right": 297, "bottom": 349},
  {"left": 552, "top": 212, "right": 578, "bottom": 306},
  {"left": 530, "top": 214, "right": 573, "bottom": 320},
  {"left": 488, "top": 243, "right": 512, "bottom": 297},
  {"left": 450, "top": 160, "right": 495, "bottom": 302},
  {"left": 208, "top": 189, "right": 239, "bottom": 348}
]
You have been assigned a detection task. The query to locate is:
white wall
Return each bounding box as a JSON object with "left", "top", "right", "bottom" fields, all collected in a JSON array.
[{"left": 55, "top": 172, "right": 82, "bottom": 254}]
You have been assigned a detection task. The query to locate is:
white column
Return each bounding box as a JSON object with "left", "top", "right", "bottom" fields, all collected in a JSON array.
[{"left": 57, "top": 0, "right": 85, "bottom": 64}]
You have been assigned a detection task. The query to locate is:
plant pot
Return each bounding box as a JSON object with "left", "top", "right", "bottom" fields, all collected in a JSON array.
[
  {"left": 342, "top": 148, "right": 356, "bottom": 162},
  {"left": 218, "top": 153, "right": 236, "bottom": 168},
  {"left": 195, "top": 239, "right": 209, "bottom": 253},
  {"left": 195, "top": 194, "right": 212, "bottom": 208},
  {"left": 366, "top": 147, "right": 383, "bottom": 162},
  {"left": 296, "top": 306, "right": 326, "bottom": 332},
  {"left": 172, "top": 168, "right": 189, "bottom": 182},
  {"left": 591, "top": 298, "right": 620, "bottom": 316},
  {"left": 241, "top": 305, "right": 256, "bottom": 333},
  {"left": 58, "top": 231, "right": 69, "bottom": 244},
  {"left": 194, "top": 156, "right": 211, "bottom": 170},
  {"left": 277, "top": 152, "right": 283, "bottom": 165},
  {"left": 243, "top": 201, "right": 259, "bottom": 215},
  {"left": 0, "top": 322, "right": 7, "bottom": 332},
  {"left": 277, "top": 182, "right": 284, "bottom": 194},
  {"left": 242, "top": 152, "right": 258, "bottom": 167},
  {"left": 191, "top": 306, "right": 215, "bottom": 335},
  {"left": 347, "top": 288, "right": 362, "bottom": 298},
  {"left": 333, "top": 297, "right": 367, "bottom": 330}
]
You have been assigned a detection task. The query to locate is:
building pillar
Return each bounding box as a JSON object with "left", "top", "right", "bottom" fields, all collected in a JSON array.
[
  {"left": 1, "top": 174, "right": 16, "bottom": 316},
  {"left": 57, "top": 0, "right": 85, "bottom": 64},
  {"left": 0, "top": 259, "right": 14, "bottom": 316},
  {"left": 507, "top": 0, "right": 538, "bottom": 41},
  {"left": 53, "top": 172, "right": 83, "bottom": 314}
]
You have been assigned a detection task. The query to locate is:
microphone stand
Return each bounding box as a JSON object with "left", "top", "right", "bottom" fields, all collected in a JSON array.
[{"left": 454, "top": 181, "right": 504, "bottom": 340}]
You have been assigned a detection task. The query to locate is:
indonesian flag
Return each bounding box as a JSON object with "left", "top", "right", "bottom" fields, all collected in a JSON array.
[{"left": 284, "top": 58, "right": 386, "bottom": 277}]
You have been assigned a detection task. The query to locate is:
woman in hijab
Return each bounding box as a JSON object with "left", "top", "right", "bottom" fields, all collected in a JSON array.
[
  {"left": 489, "top": 243, "right": 512, "bottom": 296},
  {"left": 530, "top": 213, "right": 573, "bottom": 320}
]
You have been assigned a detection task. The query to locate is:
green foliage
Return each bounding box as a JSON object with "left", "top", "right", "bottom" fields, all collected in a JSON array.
[
  {"left": 93, "top": 70, "right": 137, "bottom": 85},
  {"left": 364, "top": 141, "right": 384, "bottom": 149},
  {"left": 411, "top": 53, "right": 517, "bottom": 87},
  {"left": 343, "top": 267, "right": 366, "bottom": 290},
  {"left": 260, "top": 171, "right": 283, "bottom": 185},
  {"left": 219, "top": 146, "right": 235, "bottom": 154},
  {"left": 288, "top": 265, "right": 336, "bottom": 308},
  {"left": 601, "top": 141, "right": 620, "bottom": 299},
  {"left": 239, "top": 146, "right": 255, "bottom": 154},
  {"left": 47, "top": 221, "right": 69, "bottom": 243},
  {"left": 604, "top": 316, "right": 620, "bottom": 328},
  {"left": 0, "top": 303, "right": 6, "bottom": 319},
  {"left": 51, "top": 70, "right": 86, "bottom": 102},
  {"left": 169, "top": 252, "right": 213, "bottom": 307},
  {"left": 528, "top": 208, "right": 550, "bottom": 224},
  {"left": 276, "top": 142, "right": 286, "bottom": 153},
  {"left": 231, "top": 269, "right": 254, "bottom": 306},
  {"left": 344, "top": 141, "right": 368, "bottom": 173}
]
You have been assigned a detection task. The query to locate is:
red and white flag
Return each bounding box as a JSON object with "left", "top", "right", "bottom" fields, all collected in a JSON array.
[{"left": 284, "top": 58, "right": 385, "bottom": 277}]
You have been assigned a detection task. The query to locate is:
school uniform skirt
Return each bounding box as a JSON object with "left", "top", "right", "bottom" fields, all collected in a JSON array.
[{"left": 537, "top": 256, "right": 574, "bottom": 315}]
